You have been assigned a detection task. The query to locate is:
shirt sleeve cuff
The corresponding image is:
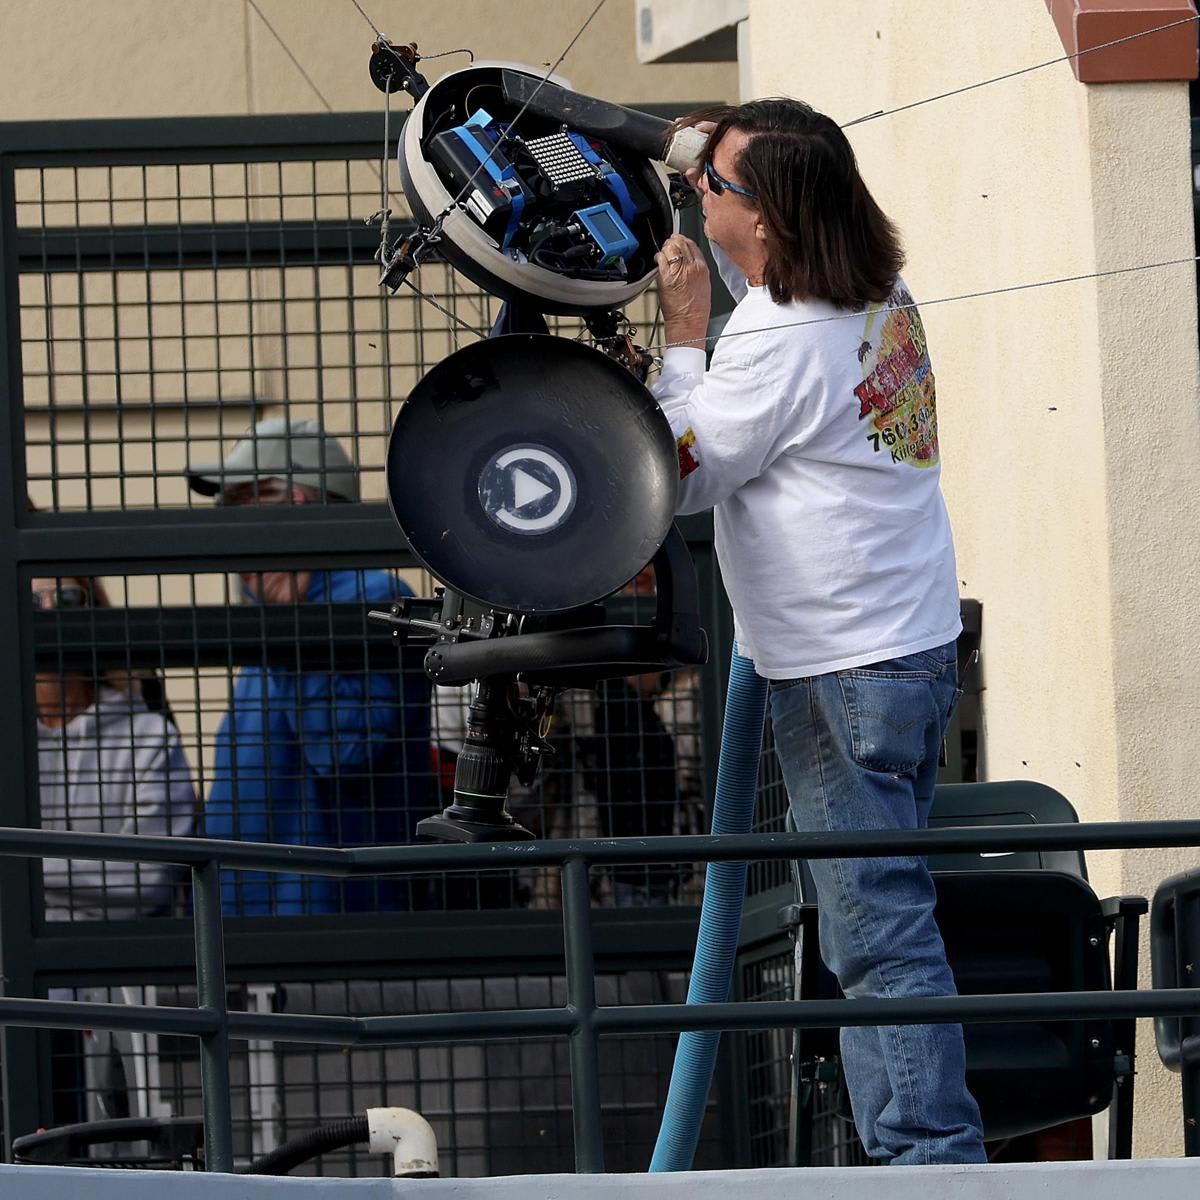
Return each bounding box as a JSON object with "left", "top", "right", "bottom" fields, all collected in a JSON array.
[{"left": 659, "top": 346, "right": 707, "bottom": 381}]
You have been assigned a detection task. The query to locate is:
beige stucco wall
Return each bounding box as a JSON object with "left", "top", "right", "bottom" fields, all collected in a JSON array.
[
  {"left": 0, "top": 0, "right": 735, "bottom": 119},
  {"left": 746, "top": 0, "right": 1200, "bottom": 1159}
]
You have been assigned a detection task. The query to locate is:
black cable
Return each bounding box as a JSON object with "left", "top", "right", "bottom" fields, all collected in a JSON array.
[{"left": 239, "top": 1115, "right": 370, "bottom": 1175}]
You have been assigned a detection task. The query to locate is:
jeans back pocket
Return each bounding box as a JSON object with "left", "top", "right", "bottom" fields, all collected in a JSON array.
[{"left": 837, "top": 668, "right": 944, "bottom": 774}]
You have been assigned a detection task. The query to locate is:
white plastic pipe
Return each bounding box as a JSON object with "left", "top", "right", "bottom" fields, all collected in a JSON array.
[{"left": 367, "top": 1107, "right": 440, "bottom": 1178}]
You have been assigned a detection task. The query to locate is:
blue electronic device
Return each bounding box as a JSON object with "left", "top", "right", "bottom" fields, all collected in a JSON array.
[
  {"left": 573, "top": 203, "right": 639, "bottom": 269},
  {"left": 430, "top": 108, "right": 527, "bottom": 249},
  {"left": 423, "top": 95, "right": 655, "bottom": 283}
]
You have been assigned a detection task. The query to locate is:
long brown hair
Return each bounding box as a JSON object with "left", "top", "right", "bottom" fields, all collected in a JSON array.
[{"left": 690, "top": 99, "right": 904, "bottom": 309}]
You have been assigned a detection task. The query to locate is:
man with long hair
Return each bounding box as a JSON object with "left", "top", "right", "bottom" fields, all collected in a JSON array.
[{"left": 651, "top": 99, "right": 984, "bottom": 1165}]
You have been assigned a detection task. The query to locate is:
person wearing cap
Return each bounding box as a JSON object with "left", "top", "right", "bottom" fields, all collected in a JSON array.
[
  {"left": 650, "top": 103, "right": 983, "bottom": 1165},
  {"left": 187, "top": 417, "right": 432, "bottom": 915}
]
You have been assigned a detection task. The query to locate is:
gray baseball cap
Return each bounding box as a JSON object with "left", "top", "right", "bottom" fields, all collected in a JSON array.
[{"left": 186, "top": 417, "right": 360, "bottom": 502}]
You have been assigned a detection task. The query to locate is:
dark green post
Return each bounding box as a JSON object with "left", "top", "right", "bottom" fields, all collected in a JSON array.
[
  {"left": 561, "top": 854, "right": 605, "bottom": 1172},
  {"left": 192, "top": 859, "right": 234, "bottom": 1173}
]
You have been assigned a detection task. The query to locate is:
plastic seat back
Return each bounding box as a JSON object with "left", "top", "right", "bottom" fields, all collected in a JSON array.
[
  {"left": 934, "top": 868, "right": 1114, "bottom": 1139},
  {"left": 929, "top": 780, "right": 1087, "bottom": 878}
]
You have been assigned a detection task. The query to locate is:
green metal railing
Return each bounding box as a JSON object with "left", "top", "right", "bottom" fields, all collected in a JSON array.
[{"left": 4, "top": 820, "right": 1200, "bottom": 1174}]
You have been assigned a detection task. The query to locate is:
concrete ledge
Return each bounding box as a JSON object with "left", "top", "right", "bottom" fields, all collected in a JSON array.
[
  {"left": 635, "top": 0, "right": 746, "bottom": 64},
  {"left": 1045, "top": 0, "right": 1199, "bottom": 81},
  {"left": 4, "top": 1159, "right": 1200, "bottom": 1199}
]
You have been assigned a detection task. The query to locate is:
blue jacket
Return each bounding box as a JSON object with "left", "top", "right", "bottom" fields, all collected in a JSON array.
[{"left": 204, "top": 569, "right": 431, "bottom": 915}]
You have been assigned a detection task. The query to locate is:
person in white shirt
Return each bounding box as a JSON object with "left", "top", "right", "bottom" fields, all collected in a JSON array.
[
  {"left": 36, "top": 577, "right": 195, "bottom": 921},
  {"left": 34, "top": 574, "right": 195, "bottom": 1127},
  {"left": 650, "top": 99, "right": 984, "bottom": 1165}
]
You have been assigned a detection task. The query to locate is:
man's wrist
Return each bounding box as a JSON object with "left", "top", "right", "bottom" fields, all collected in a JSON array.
[{"left": 663, "top": 317, "right": 709, "bottom": 352}]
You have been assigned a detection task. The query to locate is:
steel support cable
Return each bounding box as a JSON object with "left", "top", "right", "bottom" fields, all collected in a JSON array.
[
  {"left": 662, "top": 16, "right": 1200, "bottom": 357},
  {"left": 843, "top": 12, "right": 1200, "bottom": 128},
  {"left": 347, "top": 0, "right": 386, "bottom": 41},
  {"left": 247, "top": 0, "right": 338, "bottom": 114},
  {"left": 646, "top": 253, "right": 1200, "bottom": 358},
  {"left": 250, "top": 0, "right": 489, "bottom": 329}
]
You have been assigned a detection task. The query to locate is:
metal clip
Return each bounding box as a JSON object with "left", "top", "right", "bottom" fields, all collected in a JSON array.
[{"left": 377, "top": 234, "right": 420, "bottom": 292}]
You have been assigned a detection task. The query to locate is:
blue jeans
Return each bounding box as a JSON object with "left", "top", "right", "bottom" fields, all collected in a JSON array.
[{"left": 769, "top": 640, "right": 986, "bottom": 1164}]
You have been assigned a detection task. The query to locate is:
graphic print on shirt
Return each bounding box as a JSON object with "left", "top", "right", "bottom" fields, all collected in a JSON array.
[
  {"left": 853, "top": 284, "right": 938, "bottom": 468},
  {"left": 676, "top": 428, "right": 700, "bottom": 478}
]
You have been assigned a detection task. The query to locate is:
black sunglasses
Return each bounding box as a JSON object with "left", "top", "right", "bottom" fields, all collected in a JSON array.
[{"left": 704, "top": 159, "right": 757, "bottom": 200}]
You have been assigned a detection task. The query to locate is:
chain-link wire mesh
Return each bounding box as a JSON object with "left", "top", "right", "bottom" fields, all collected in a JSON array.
[
  {"left": 15, "top": 156, "right": 658, "bottom": 514},
  {"left": 28, "top": 570, "right": 707, "bottom": 919},
  {"left": 2, "top": 115, "right": 729, "bottom": 1170}
]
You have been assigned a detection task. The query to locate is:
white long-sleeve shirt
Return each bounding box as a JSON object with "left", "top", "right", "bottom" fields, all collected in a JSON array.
[
  {"left": 650, "top": 251, "right": 961, "bottom": 678},
  {"left": 39, "top": 685, "right": 196, "bottom": 920}
]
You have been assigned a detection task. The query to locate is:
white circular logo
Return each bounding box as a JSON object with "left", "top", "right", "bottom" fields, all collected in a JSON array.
[{"left": 478, "top": 445, "right": 577, "bottom": 536}]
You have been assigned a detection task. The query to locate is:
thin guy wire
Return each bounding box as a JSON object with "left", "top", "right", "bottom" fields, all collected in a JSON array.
[
  {"left": 645, "top": 254, "right": 1200, "bottom": 355},
  {"left": 372, "top": 75, "right": 497, "bottom": 325},
  {"left": 400, "top": 277, "right": 486, "bottom": 340},
  {"left": 283, "top": 2, "right": 1196, "bottom": 352},
  {"left": 248, "top": 0, "right": 407, "bottom": 207},
  {"left": 398, "top": 8, "right": 1196, "bottom": 336},
  {"left": 248, "top": 0, "right": 479, "bottom": 343},
  {"left": 247, "top": 0, "right": 334, "bottom": 112},
  {"left": 378, "top": 74, "right": 393, "bottom": 250},
  {"left": 347, "top": 0, "right": 385, "bottom": 40},
  {"left": 420, "top": 48, "right": 475, "bottom": 63},
  {"left": 247, "top": 0, "right": 385, "bottom": 185},
  {"left": 422, "top": 0, "right": 609, "bottom": 236},
  {"left": 843, "top": 12, "right": 1200, "bottom": 127}
]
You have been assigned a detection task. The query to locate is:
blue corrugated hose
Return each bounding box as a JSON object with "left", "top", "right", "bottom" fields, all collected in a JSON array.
[{"left": 650, "top": 644, "right": 768, "bottom": 1171}]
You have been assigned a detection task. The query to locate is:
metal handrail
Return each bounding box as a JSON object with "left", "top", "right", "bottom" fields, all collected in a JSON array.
[
  {"left": 3, "top": 821, "right": 1200, "bottom": 1174},
  {"left": 9, "top": 818, "right": 1200, "bottom": 869}
]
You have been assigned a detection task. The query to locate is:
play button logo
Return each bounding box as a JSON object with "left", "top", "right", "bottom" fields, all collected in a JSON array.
[
  {"left": 512, "top": 466, "right": 552, "bottom": 510},
  {"left": 478, "top": 445, "right": 577, "bottom": 535}
]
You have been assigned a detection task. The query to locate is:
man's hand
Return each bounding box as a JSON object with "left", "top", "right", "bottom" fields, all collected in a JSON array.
[
  {"left": 678, "top": 119, "right": 717, "bottom": 194},
  {"left": 655, "top": 233, "right": 710, "bottom": 353}
]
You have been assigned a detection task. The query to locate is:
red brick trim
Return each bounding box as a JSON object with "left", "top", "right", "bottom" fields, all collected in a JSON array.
[{"left": 1045, "top": 0, "right": 1198, "bottom": 81}]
